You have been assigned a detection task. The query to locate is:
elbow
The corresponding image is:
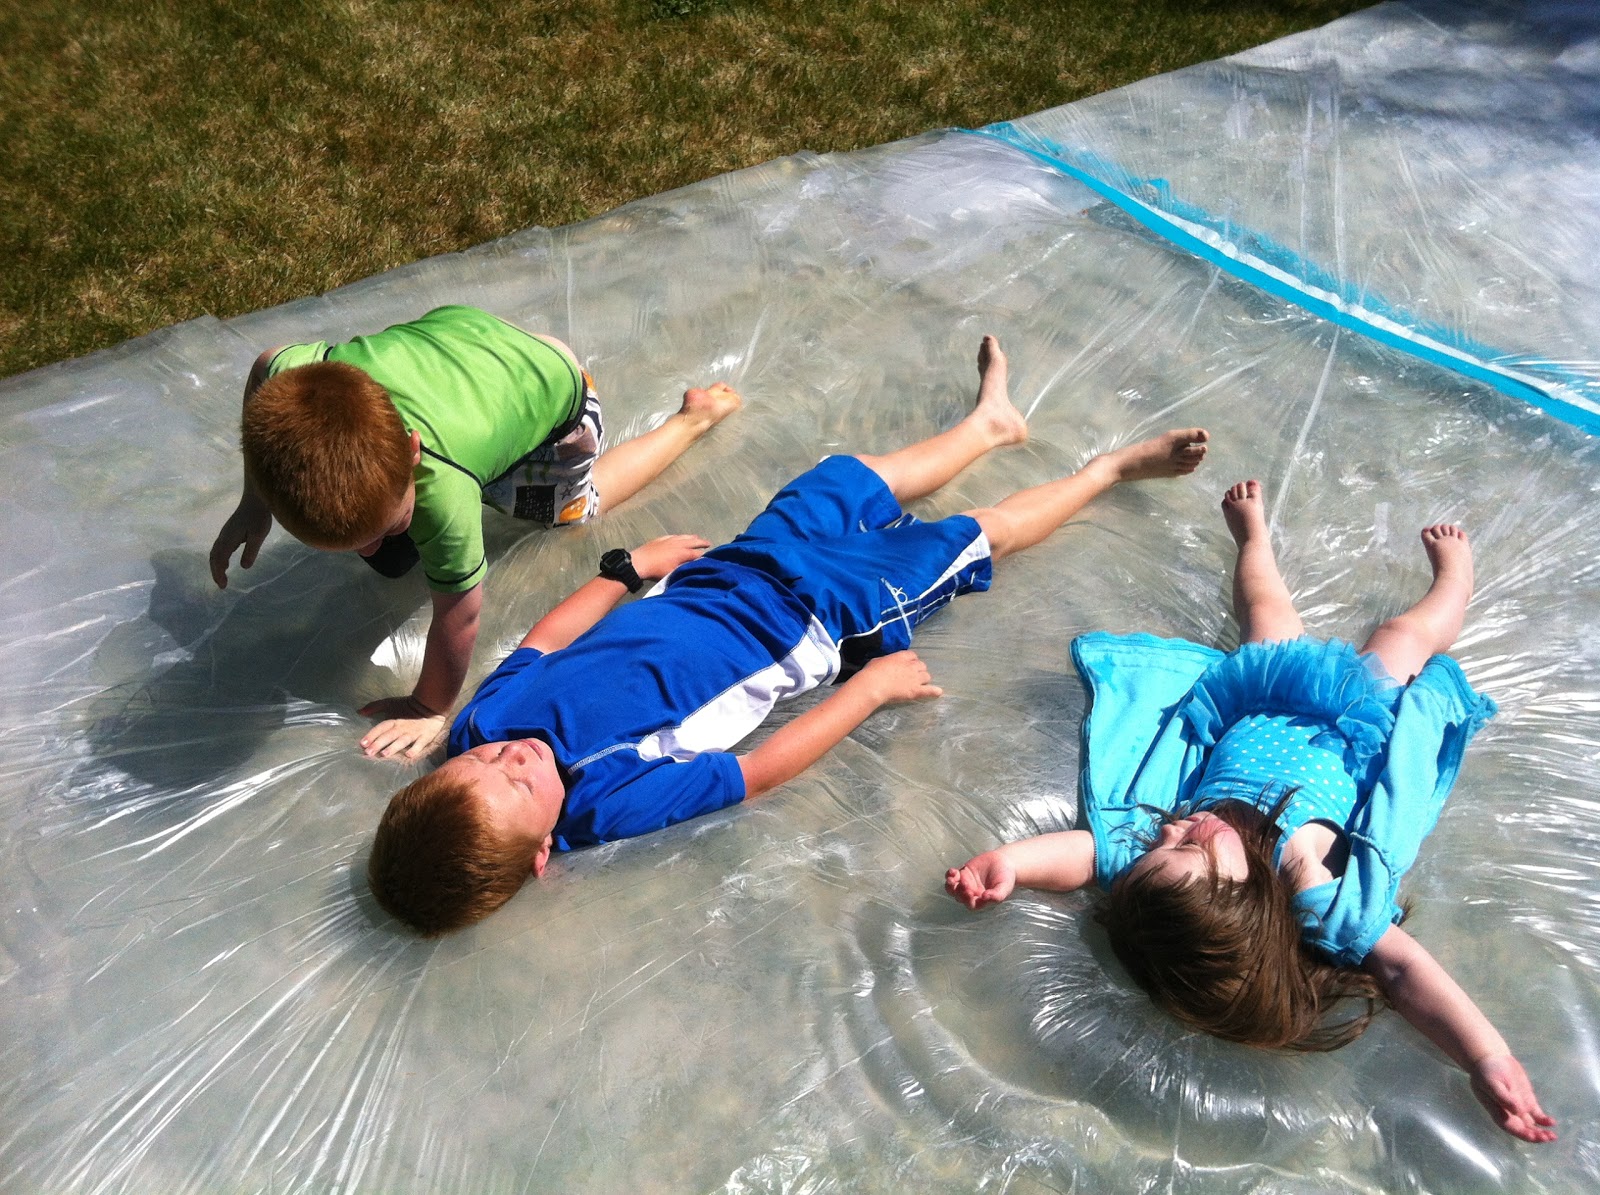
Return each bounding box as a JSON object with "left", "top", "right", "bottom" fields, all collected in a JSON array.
[{"left": 736, "top": 757, "right": 772, "bottom": 800}]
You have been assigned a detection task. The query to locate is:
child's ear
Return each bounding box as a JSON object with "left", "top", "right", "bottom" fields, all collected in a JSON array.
[
  {"left": 531, "top": 835, "right": 553, "bottom": 878},
  {"left": 408, "top": 429, "right": 422, "bottom": 466}
]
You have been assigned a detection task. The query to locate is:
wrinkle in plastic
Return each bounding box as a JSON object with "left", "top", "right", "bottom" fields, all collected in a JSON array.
[{"left": 3, "top": 2, "right": 1599, "bottom": 1191}]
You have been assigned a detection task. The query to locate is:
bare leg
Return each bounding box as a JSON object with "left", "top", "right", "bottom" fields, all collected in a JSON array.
[
  {"left": 855, "top": 336, "right": 1028, "bottom": 502},
  {"left": 1222, "top": 479, "right": 1303, "bottom": 642},
  {"left": 970, "top": 428, "right": 1209, "bottom": 561},
  {"left": 590, "top": 383, "right": 742, "bottom": 511},
  {"left": 1362, "top": 524, "right": 1473, "bottom": 683}
]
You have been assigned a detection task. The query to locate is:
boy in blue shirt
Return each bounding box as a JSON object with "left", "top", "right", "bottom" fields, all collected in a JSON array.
[{"left": 367, "top": 336, "right": 1209, "bottom": 934}]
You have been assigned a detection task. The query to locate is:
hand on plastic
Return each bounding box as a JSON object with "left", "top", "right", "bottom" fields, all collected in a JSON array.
[
  {"left": 945, "top": 850, "right": 1017, "bottom": 910},
  {"left": 209, "top": 503, "right": 273, "bottom": 588},
  {"left": 630, "top": 534, "right": 711, "bottom": 580},
  {"left": 858, "top": 650, "right": 943, "bottom": 704},
  {"left": 359, "top": 696, "right": 450, "bottom": 761},
  {"left": 1471, "top": 1052, "right": 1557, "bottom": 1143}
]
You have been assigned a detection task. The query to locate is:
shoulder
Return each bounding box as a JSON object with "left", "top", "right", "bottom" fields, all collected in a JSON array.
[
  {"left": 556, "top": 750, "right": 745, "bottom": 849},
  {"left": 1280, "top": 821, "right": 1347, "bottom": 892},
  {"left": 413, "top": 305, "right": 515, "bottom": 339},
  {"left": 258, "top": 343, "right": 324, "bottom": 379}
]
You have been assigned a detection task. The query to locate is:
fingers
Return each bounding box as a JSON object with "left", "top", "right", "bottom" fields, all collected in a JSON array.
[
  {"left": 862, "top": 650, "right": 944, "bottom": 703},
  {"left": 1474, "top": 1055, "right": 1558, "bottom": 1143},
  {"left": 945, "top": 867, "right": 982, "bottom": 909},
  {"left": 944, "top": 865, "right": 997, "bottom": 910},
  {"left": 209, "top": 541, "right": 232, "bottom": 589},
  {"left": 360, "top": 719, "right": 411, "bottom": 758},
  {"left": 1500, "top": 1094, "right": 1557, "bottom": 1143},
  {"left": 634, "top": 534, "right": 713, "bottom": 578},
  {"left": 1501, "top": 1109, "right": 1558, "bottom": 1144},
  {"left": 645, "top": 533, "right": 709, "bottom": 549},
  {"left": 360, "top": 719, "right": 443, "bottom": 760},
  {"left": 901, "top": 652, "right": 940, "bottom": 699}
]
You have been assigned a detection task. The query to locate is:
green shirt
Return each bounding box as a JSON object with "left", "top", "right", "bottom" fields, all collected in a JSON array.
[{"left": 267, "top": 306, "right": 583, "bottom": 593}]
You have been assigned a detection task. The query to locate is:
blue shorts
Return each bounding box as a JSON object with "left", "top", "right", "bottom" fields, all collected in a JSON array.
[{"left": 707, "top": 455, "right": 993, "bottom": 666}]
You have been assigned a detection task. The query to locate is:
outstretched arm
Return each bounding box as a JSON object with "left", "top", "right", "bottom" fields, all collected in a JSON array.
[
  {"left": 361, "top": 535, "right": 710, "bottom": 760},
  {"left": 209, "top": 348, "right": 281, "bottom": 588},
  {"left": 738, "top": 651, "right": 941, "bottom": 798},
  {"left": 1365, "top": 925, "right": 1557, "bottom": 1143},
  {"left": 360, "top": 584, "right": 483, "bottom": 759},
  {"left": 945, "top": 830, "right": 1096, "bottom": 909},
  {"left": 520, "top": 535, "right": 710, "bottom": 652}
]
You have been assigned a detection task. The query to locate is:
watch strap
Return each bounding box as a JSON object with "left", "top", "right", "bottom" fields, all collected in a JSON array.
[{"left": 598, "top": 548, "right": 644, "bottom": 593}]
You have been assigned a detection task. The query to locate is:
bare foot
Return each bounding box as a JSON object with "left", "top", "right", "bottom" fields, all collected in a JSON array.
[
  {"left": 1361, "top": 522, "right": 1474, "bottom": 677},
  {"left": 971, "top": 335, "right": 1028, "bottom": 448},
  {"left": 1221, "top": 479, "right": 1268, "bottom": 545},
  {"left": 680, "top": 381, "right": 743, "bottom": 429},
  {"left": 1421, "top": 523, "right": 1474, "bottom": 600},
  {"left": 1096, "top": 428, "right": 1209, "bottom": 482}
]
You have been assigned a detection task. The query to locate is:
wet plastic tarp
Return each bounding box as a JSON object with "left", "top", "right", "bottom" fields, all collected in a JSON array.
[{"left": 3, "top": 2, "right": 1598, "bottom": 1190}]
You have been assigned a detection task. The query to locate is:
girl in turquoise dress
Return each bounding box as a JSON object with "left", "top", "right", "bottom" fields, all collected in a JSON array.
[{"left": 946, "top": 479, "right": 1556, "bottom": 1144}]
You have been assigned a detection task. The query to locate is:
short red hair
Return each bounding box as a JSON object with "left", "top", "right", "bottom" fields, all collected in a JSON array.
[
  {"left": 368, "top": 770, "right": 535, "bottom": 935},
  {"left": 241, "top": 361, "right": 413, "bottom": 548}
]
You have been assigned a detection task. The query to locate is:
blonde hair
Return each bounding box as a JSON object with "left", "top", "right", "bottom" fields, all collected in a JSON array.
[
  {"left": 1097, "top": 797, "right": 1387, "bottom": 1051},
  {"left": 368, "top": 770, "right": 534, "bottom": 935},
  {"left": 242, "top": 361, "right": 413, "bottom": 548}
]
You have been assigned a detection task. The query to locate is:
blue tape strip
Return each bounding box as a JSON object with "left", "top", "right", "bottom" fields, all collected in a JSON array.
[{"left": 966, "top": 122, "right": 1600, "bottom": 437}]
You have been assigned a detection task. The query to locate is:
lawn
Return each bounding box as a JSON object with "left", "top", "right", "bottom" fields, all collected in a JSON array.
[{"left": 1, "top": 0, "right": 1368, "bottom": 378}]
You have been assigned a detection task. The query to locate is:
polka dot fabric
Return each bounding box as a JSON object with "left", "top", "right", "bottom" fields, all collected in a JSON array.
[{"left": 1197, "top": 712, "right": 1359, "bottom": 850}]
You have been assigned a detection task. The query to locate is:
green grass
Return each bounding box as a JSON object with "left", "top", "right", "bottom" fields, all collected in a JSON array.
[{"left": 1, "top": 0, "right": 1368, "bottom": 379}]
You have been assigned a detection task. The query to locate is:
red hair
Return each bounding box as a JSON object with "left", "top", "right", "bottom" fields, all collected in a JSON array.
[
  {"left": 242, "top": 361, "right": 413, "bottom": 548},
  {"left": 368, "top": 770, "right": 537, "bottom": 936}
]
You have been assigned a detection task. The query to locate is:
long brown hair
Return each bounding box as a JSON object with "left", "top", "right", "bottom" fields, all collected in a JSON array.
[{"left": 1096, "top": 795, "right": 1387, "bottom": 1051}]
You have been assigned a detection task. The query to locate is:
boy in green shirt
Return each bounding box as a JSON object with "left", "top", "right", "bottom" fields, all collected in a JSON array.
[{"left": 209, "top": 305, "right": 740, "bottom": 759}]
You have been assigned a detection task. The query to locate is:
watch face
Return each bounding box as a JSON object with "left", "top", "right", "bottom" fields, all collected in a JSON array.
[{"left": 599, "top": 549, "right": 640, "bottom": 590}]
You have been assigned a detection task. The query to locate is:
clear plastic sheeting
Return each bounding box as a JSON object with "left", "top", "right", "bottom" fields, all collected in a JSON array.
[
  {"left": 2, "top": 2, "right": 1597, "bottom": 1191},
  {"left": 997, "top": 0, "right": 1600, "bottom": 431}
]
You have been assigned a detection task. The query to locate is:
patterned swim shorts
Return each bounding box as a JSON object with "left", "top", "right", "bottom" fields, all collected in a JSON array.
[{"left": 483, "top": 371, "right": 606, "bottom": 527}]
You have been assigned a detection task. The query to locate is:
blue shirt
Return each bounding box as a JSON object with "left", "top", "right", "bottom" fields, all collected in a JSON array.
[{"left": 449, "top": 558, "right": 841, "bottom": 850}]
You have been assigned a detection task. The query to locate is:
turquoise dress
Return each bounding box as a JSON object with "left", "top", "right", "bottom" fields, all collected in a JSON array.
[{"left": 1071, "top": 632, "right": 1497, "bottom": 966}]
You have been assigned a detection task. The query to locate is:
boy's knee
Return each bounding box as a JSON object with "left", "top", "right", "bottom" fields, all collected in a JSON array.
[{"left": 966, "top": 507, "right": 1011, "bottom": 556}]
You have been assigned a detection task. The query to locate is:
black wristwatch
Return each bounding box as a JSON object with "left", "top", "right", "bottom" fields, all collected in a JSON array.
[{"left": 598, "top": 547, "right": 645, "bottom": 593}]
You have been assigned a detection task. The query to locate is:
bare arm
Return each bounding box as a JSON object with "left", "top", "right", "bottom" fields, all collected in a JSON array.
[
  {"left": 359, "top": 584, "right": 482, "bottom": 759},
  {"left": 1365, "top": 925, "right": 1557, "bottom": 1143},
  {"left": 209, "top": 348, "right": 281, "bottom": 588},
  {"left": 738, "top": 651, "right": 941, "bottom": 799},
  {"left": 358, "top": 536, "right": 709, "bottom": 760},
  {"left": 520, "top": 576, "right": 630, "bottom": 653},
  {"left": 945, "top": 830, "right": 1097, "bottom": 910},
  {"left": 413, "top": 584, "right": 482, "bottom": 712},
  {"left": 520, "top": 534, "right": 711, "bottom": 653}
]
